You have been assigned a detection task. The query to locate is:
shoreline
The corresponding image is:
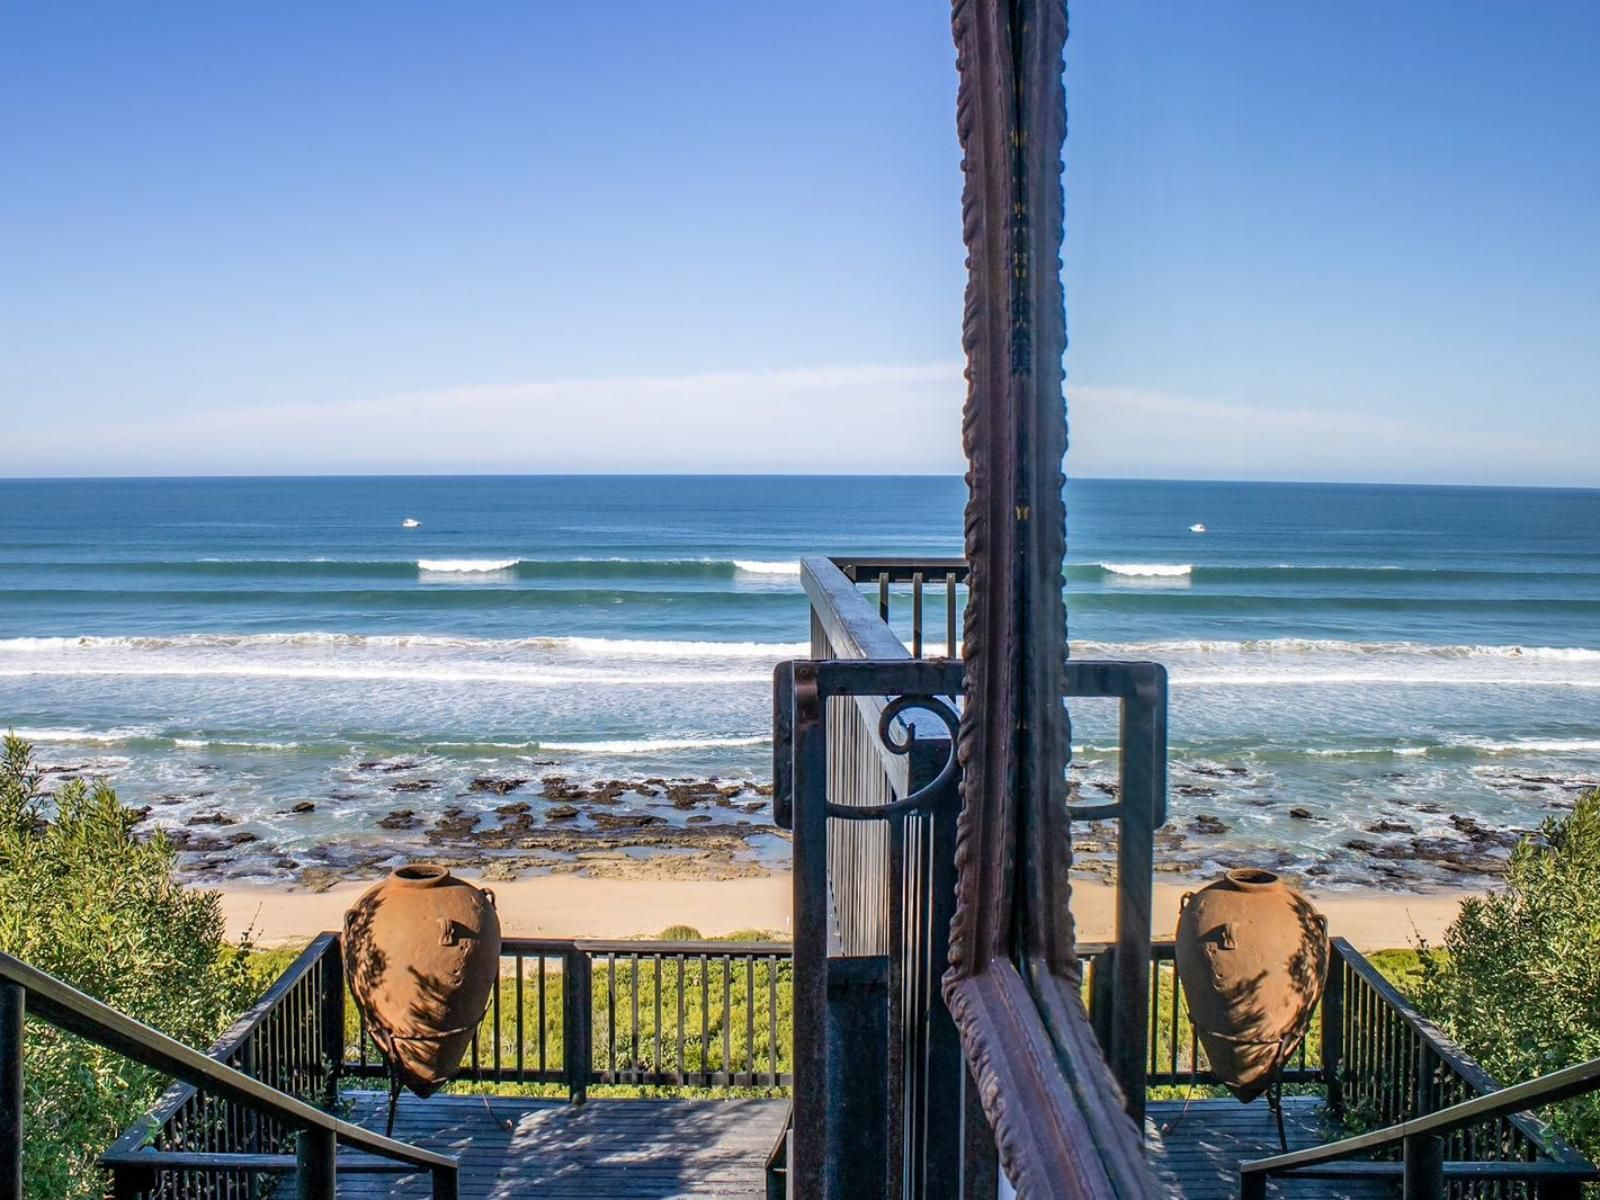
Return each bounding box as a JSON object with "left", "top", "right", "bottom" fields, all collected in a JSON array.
[{"left": 216, "top": 870, "right": 1478, "bottom": 953}]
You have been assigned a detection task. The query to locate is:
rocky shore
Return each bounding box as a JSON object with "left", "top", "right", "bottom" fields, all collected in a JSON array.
[
  {"left": 38, "top": 749, "right": 1593, "bottom": 894},
  {"left": 149, "top": 768, "right": 786, "bottom": 890}
]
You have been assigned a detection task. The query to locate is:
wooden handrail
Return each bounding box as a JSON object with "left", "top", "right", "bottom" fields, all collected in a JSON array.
[
  {"left": 0, "top": 951, "right": 456, "bottom": 1176},
  {"left": 1241, "top": 1054, "right": 1600, "bottom": 1183}
]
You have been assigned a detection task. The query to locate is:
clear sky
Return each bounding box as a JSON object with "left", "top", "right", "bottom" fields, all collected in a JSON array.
[{"left": 2, "top": 3, "right": 1597, "bottom": 483}]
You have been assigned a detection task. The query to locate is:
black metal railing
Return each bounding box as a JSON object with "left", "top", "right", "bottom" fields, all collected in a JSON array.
[
  {"left": 1242, "top": 1055, "right": 1600, "bottom": 1199},
  {"left": 340, "top": 936, "right": 793, "bottom": 1099},
  {"left": 1079, "top": 941, "right": 1323, "bottom": 1091},
  {"left": 783, "top": 556, "right": 1167, "bottom": 1198},
  {"left": 0, "top": 948, "right": 456, "bottom": 1200},
  {"left": 110, "top": 931, "right": 791, "bottom": 1197}
]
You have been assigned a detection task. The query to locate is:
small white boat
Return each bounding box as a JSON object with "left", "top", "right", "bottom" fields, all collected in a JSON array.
[
  {"left": 402, "top": 518, "right": 421, "bottom": 529},
  {"left": 1189, "top": 523, "right": 1207, "bottom": 533}
]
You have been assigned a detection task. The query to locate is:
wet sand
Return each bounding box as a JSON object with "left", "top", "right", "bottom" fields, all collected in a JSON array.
[{"left": 217, "top": 871, "right": 1473, "bottom": 952}]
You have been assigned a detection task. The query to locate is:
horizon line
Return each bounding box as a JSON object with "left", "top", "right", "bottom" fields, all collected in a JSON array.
[{"left": 2, "top": 471, "right": 1599, "bottom": 493}]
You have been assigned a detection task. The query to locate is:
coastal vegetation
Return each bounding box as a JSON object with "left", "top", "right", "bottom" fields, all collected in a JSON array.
[
  {"left": 1416, "top": 788, "right": 1600, "bottom": 1163},
  {"left": 0, "top": 734, "right": 256, "bottom": 1200}
]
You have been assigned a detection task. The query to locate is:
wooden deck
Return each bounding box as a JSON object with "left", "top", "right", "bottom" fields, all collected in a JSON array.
[
  {"left": 1147, "top": 1097, "right": 1390, "bottom": 1200},
  {"left": 343, "top": 1093, "right": 788, "bottom": 1199},
  {"left": 337, "top": 1093, "right": 1381, "bottom": 1199}
]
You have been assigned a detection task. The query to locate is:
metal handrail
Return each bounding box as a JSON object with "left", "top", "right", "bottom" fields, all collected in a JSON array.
[
  {"left": 0, "top": 950, "right": 458, "bottom": 1198},
  {"left": 1241, "top": 1054, "right": 1600, "bottom": 1196},
  {"left": 105, "top": 932, "right": 344, "bottom": 1166}
]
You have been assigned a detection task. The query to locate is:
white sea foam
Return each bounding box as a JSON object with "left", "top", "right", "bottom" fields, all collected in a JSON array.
[
  {"left": 538, "top": 735, "right": 771, "bottom": 754},
  {"left": 417, "top": 558, "right": 520, "bottom": 573},
  {"left": 732, "top": 560, "right": 802, "bottom": 576},
  {"left": 1098, "top": 562, "right": 1193, "bottom": 578},
  {"left": 562, "top": 636, "right": 807, "bottom": 658},
  {"left": 1452, "top": 737, "right": 1600, "bottom": 754},
  {"left": 8, "top": 726, "right": 156, "bottom": 744}
]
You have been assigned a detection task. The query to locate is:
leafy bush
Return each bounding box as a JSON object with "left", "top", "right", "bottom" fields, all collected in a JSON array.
[
  {"left": 1415, "top": 789, "right": 1600, "bottom": 1160},
  {"left": 0, "top": 734, "right": 256, "bottom": 1200}
]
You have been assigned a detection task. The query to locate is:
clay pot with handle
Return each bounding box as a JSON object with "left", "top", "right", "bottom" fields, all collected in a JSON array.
[
  {"left": 343, "top": 864, "right": 502, "bottom": 1096},
  {"left": 1174, "top": 868, "right": 1329, "bottom": 1102}
]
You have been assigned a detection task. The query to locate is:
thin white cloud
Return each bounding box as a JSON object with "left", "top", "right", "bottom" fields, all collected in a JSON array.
[
  {"left": 1066, "top": 384, "right": 1593, "bottom": 485},
  {"left": 7, "top": 366, "right": 1594, "bottom": 484}
]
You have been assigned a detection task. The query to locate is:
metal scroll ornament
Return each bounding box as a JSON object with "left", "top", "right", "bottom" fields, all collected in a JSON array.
[
  {"left": 343, "top": 864, "right": 502, "bottom": 1097},
  {"left": 1174, "top": 868, "right": 1329, "bottom": 1102}
]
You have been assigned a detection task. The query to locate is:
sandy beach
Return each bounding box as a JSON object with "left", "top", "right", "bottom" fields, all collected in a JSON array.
[{"left": 218, "top": 870, "right": 1476, "bottom": 953}]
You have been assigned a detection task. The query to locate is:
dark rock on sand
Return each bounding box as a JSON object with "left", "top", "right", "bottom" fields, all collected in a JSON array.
[{"left": 590, "top": 812, "right": 667, "bottom": 831}]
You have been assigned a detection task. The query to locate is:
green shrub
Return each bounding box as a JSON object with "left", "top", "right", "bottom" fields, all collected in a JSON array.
[
  {"left": 657, "top": 924, "right": 703, "bottom": 941},
  {"left": 0, "top": 734, "right": 257, "bottom": 1200},
  {"left": 1415, "top": 789, "right": 1600, "bottom": 1160}
]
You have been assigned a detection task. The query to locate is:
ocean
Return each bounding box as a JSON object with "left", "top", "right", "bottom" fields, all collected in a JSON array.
[{"left": 2, "top": 475, "right": 1597, "bottom": 889}]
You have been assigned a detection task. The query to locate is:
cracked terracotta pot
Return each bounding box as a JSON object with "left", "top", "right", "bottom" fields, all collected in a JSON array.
[
  {"left": 343, "top": 864, "right": 502, "bottom": 1096},
  {"left": 1174, "top": 867, "right": 1328, "bottom": 1102}
]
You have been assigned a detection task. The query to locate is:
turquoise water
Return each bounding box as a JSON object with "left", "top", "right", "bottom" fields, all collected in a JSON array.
[{"left": 1, "top": 475, "right": 1596, "bottom": 886}]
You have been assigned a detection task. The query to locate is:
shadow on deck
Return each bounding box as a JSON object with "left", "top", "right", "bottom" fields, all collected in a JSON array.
[
  {"left": 341, "top": 1093, "right": 789, "bottom": 1199},
  {"left": 1148, "top": 1098, "right": 1389, "bottom": 1200},
  {"left": 337, "top": 1093, "right": 1373, "bottom": 1200}
]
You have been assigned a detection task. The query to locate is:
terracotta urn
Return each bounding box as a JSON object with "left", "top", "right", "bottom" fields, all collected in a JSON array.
[
  {"left": 343, "top": 864, "right": 502, "bottom": 1096},
  {"left": 1174, "top": 868, "right": 1328, "bottom": 1102}
]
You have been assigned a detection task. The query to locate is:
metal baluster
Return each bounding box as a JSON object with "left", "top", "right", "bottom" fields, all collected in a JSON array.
[
  {"left": 700, "top": 953, "right": 710, "bottom": 1086},
  {"left": 722, "top": 956, "right": 732, "bottom": 1084},
  {"left": 945, "top": 571, "right": 958, "bottom": 657},
  {"left": 653, "top": 954, "right": 663, "bottom": 1083},
  {"left": 768, "top": 954, "right": 780, "bottom": 1086},
  {"left": 607, "top": 952, "right": 617, "bottom": 1084},
  {"left": 877, "top": 572, "right": 889, "bottom": 625},
  {"left": 515, "top": 954, "right": 525, "bottom": 1083},
  {"left": 911, "top": 572, "right": 924, "bottom": 657},
  {"left": 676, "top": 956, "right": 687, "bottom": 1083},
  {"left": 491, "top": 953, "right": 502, "bottom": 1078},
  {"left": 1169, "top": 957, "right": 1180, "bottom": 1080},
  {"left": 629, "top": 952, "right": 640, "bottom": 1083},
  {"left": 538, "top": 955, "right": 547, "bottom": 1079},
  {"left": 745, "top": 957, "right": 756, "bottom": 1085}
]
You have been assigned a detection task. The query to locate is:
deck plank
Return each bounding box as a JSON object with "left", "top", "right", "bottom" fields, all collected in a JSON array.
[
  {"left": 1147, "top": 1098, "right": 1392, "bottom": 1200},
  {"left": 338, "top": 1092, "right": 1384, "bottom": 1199},
  {"left": 344, "top": 1093, "right": 786, "bottom": 1199}
]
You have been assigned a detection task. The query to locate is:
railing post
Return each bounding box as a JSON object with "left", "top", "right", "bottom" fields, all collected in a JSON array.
[
  {"left": 295, "top": 1126, "right": 337, "bottom": 1200},
  {"left": 1322, "top": 946, "right": 1344, "bottom": 1116},
  {"left": 1088, "top": 947, "right": 1116, "bottom": 1057},
  {"left": 1, "top": 983, "right": 22, "bottom": 1200},
  {"left": 562, "top": 947, "right": 592, "bottom": 1104},
  {"left": 110, "top": 1164, "right": 155, "bottom": 1200},
  {"left": 319, "top": 941, "right": 345, "bottom": 1110},
  {"left": 1239, "top": 1169, "right": 1267, "bottom": 1200},
  {"left": 1402, "top": 1133, "right": 1444, "bottom": 1200},
  {"left": 1535, "top": 1178, "right": 1583, "bottom": 1200},
  {"left": 432, "top": 1163, "right": 460, "bottom": 1200}
]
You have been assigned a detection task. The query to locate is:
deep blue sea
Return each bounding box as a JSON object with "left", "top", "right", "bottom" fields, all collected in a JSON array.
[{"left": 2, "top": 475, "right": 1597, "bottom": 888}]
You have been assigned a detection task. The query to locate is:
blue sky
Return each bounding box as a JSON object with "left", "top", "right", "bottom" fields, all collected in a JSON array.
[{"left": 2, "top": 2, "right": 1596, "bottom": 483}]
